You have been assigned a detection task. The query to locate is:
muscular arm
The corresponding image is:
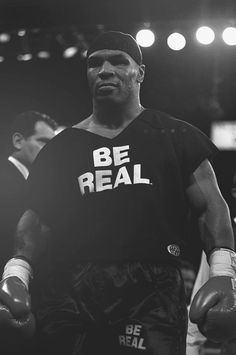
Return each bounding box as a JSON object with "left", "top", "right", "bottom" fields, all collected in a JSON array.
[
  {"left": 13, "top": 209, "right": 51, "bottom": 266},
  {"left": 186, "top": 159, "right": 234, "bottom": 255}
]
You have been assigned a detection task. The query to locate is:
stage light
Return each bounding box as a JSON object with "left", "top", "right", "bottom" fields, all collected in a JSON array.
[
  {"left": 80, "top": 48, "right": 88, "bottom": 58},
  {"left": 0, "top": 48, "right": 4, "bottom": 62},
  {"left": 72, "top": 33, "right": 88, "bottom": 59},
  {"left": 17, "top": 30, "right": 32, "bottom": 61},
  {"left": 222, "top": 27, "right": 236, "bottom": 46},
  {"left": 56, "top": 33, "right": 78, "bottom": 58},
  {"left": 136, "top": 29, "right": 155, "bottom": 47},
  {"left": 56, "top": 30, "right": 89, "bottom": 59},
  {"left": 167, "top": 33, "right": 186, "bottom": 51},
  {"left": 18, "top": 29, "right": 26, "bottom": 37},
  {"left": 37, "top": 49, "right": 50, "bottom": 59},
  {"left": 0, "top": 42, "right": 5, "bottom": 62},
  {"left": 64, "top": 46, "right": 78, "bottom": 58},
  {"left": 196, "top": 26, "right": 215, "bottom": 45},
  {"left": 17, "top": 53, "right": 32, "bottom": 61},
  {"left": 36, "top": 33, "right": 51, "bottom": 59},
  {"left": 0, "top": 33, "right": 11, "bottom": 43}
]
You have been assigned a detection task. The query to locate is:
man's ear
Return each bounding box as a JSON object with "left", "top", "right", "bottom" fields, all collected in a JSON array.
[
  {"left": 12, "top": 132, "right": 25, "bottom": 150},
  {"left": 137, "top": 64, "right": 145, "bottom": 83}
]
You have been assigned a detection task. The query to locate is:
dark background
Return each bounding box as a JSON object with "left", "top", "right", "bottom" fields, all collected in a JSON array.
[{"left": 0, "top": 0, "right": 235, "bottom": 210}]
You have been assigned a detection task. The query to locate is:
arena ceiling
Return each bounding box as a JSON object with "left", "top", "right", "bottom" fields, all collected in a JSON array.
[
  {"left": 0, "top": 0, "right": 235, "bottom": 136},
  {"left": 0, "top": 0, "right": 236, "bottom": 29},
  {"left": 0, "top": 0, "right": 235, "bottom": 197}
]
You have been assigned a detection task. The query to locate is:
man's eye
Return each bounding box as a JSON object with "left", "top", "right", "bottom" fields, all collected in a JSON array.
[
  {"left": 87, "top": 59, "right": 101, "bottom": 68},
  {"left": 87, "top": 56, "right": 129, "bottom": 68},
  {"left": 111, "top": 58, "right": 129, "bottom": 66}
]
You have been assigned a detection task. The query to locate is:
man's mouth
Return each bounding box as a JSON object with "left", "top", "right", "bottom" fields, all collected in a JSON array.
[{"left": 98, "top": 82, "right": 118, "bottom": 88}]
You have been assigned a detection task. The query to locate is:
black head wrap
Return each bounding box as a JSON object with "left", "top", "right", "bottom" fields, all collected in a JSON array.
[{"left": 87, "top": 31, "right": 143, "bottom": 65}]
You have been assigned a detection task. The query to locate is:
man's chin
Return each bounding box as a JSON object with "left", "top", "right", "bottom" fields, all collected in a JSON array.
[{"left": 95, "top": 94, "right": 121, "bottom": 104}]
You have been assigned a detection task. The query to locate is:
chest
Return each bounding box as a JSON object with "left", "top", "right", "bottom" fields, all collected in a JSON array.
[{"left": 62, "top": 128, "right": 180, "bottom": 198}]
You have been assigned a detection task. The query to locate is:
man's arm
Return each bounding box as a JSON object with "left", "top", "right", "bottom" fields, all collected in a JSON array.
[
  {"left": 186, "top": 159, "right": 234, "bottom": 254},
  {"left": 186, "top": 159, "right": 236, "bottom": 343},
  {"left": 0, "top": 209, "right": 49, "bottom": 338},
  {"left": 13, "top": 209, "right": 51, "bottom": 266}
]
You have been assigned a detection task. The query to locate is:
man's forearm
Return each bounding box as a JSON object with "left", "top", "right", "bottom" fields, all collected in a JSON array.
[
  {"left": 13, "top": 209, "right": 50, "bottom": 266},
  {"left": 198, "top": 198, "right": 234, "bottom": 256}
]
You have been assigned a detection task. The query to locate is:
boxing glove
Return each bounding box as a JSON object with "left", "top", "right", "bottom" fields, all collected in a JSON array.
[
  {"left": 190, "top": 248, "right": 236, "bottom": 343},
  {"left": 0, "top": 276, "right": 35, "bottom": 338}
]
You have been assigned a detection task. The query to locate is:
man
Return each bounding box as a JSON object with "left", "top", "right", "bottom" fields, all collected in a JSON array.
[
  {"left": 0, "top": 32, "right": 236, "bottom": 355},
  {"left": 0, "top": 111, "right": 57, "bottom": 272},
  {"left": 0, "top": 111, "right": 57, "bottom": 355}
]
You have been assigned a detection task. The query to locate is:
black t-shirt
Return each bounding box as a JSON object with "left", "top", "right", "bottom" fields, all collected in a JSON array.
[{"left": 27, "top": 109, "right": 218, "bottom": 266}]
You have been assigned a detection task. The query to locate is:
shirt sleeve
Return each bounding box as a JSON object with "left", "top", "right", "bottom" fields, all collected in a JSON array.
[{"left": 177, "top": 121, "right": 219, "bottom": 182}]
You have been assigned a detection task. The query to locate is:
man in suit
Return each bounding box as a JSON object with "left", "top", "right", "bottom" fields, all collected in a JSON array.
[{"left": 0, "top": 111, "right": 57, "bottom": 273}]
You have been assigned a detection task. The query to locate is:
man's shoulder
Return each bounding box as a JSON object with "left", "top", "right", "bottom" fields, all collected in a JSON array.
[
  {"left": 0, "top": 158, "right": 21, "bottom": 177},
  {"left": 140, "top": 108, "right": 194, "bottom": 131},
  {"left": 39, "top": 127, "right": 77, "bottom": 154},
  {"left": 0, "top": 158, "right": 26, "bottom": 195},
  {"left": 32, "top": 127, "right": 82, "bottom": 169}
]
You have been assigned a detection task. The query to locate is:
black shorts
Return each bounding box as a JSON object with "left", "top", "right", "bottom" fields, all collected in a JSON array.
[
  {"left": 33, "top": 262, "right": 187, "bottom": 355},
  {"left": 220, "top": 339, "right": 236, "bottom": 354}
]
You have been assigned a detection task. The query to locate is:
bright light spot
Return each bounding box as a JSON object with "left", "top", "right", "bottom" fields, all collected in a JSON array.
[
  {"left": 136, "top": 29, "right": 155, "bottom": 47},
  {"left": 17, "top": 53, "right": 32, "bottom": 61},
  {"left": 18, "top": 29, "right": 26, "bottom": 37},
  {"left": 196, "top": 26, "right": 215, "bottom": 45},
  {"left": 0, "top": 56, "right": 4, "bottom": 62},
  {"left": 63, "top": 46, "right": 78, "bottom": 58},
  {"left": 167, "top": 32, "right": 186, "bottom": 51},
  {"left": 222, "top": 27, "right": 236, "bottom": 46},
  {"left": 0, "top": 33, "right": 10, "bottom": 43},
  {"left": 80, "top": 49, "right": 88, "bottom": 59},
  {"left": 37, "top": 51, "right": 51, "bottom": 59}
]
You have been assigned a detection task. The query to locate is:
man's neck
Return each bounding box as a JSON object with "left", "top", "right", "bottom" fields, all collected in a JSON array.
[
  {"left": 74, "top": 102, "right": 144, "bottom": 139},
  {"left": 12, "top": 152, "right": 30, "bottom": 170},
  {"left": 92, "top": 100, "right": 143, "bottom": 129}
]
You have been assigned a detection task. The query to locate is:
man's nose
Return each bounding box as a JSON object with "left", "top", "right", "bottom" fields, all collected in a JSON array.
[{"left": 98, "top": 61, "right": 114, "bottom": 78}]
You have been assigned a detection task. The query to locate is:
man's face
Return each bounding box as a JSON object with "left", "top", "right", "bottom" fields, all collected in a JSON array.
[
  {"left": 87, "top": 49, "right": 144, "bottom": 104},
  {"left": 20, "top": 121, "right": 55, "bottom": 165}
]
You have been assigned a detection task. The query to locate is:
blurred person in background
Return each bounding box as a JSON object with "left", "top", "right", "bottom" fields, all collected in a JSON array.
[
  {"left": 0, "top": 110, "right": 57, "bottom": 354},
  {"left": 0, "top": 111, "right": 57, "bottom": 274}
]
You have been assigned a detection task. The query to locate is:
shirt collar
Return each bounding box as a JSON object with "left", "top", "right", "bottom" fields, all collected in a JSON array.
[{"left": 8, "top": 156, "right": 29, "bottom": 179}]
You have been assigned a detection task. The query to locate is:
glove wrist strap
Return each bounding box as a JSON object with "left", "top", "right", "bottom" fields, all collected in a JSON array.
[
  {"left": 209, "top": 248, "right": 236, "bottom": 278},
  {"left": 2, "top": 258, "right": 33, "bottom": 290}
]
